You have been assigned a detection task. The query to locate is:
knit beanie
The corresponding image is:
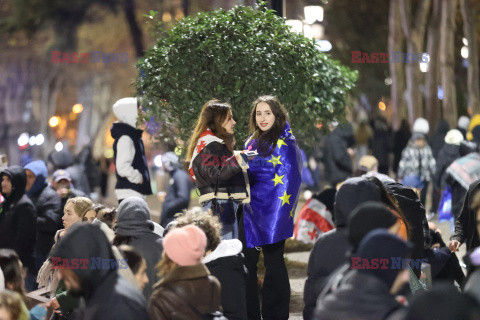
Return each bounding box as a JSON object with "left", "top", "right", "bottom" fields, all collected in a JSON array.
[
  {"left": 355, "top": 229, "right": 413, "bottom": 289},
  {"left": 348, "top": 201, "right": 398, "bottom": 251},
  {"left": 458, "top": 116, "right": 470, "bottom": 131},
  {"left": 413, "top": 117, "right": 429, "bottom": 135},
  {"left": 163, "top": 225, "right": 207, "bottom": 266},
  {"left": 444, "top": 129, "right": 464, "bottom": 145}
]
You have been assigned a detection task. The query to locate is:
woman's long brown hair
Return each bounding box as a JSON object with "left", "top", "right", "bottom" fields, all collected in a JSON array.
[
  {"left": 186, "top": 99, "right": 234, "bottom": 163},
  {"left": 248, "top": 95, "right": 289, "bottom": 156}
]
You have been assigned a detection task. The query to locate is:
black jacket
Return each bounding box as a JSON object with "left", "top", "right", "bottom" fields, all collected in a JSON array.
[
  {"left": 393, "top": 129, "right": 411, "bottom": 176},
  {"left": 0, "top": 166, "right": 37, "bottom": 272},
  {"left": 451, "top": 179, "right": 480, "bottom": 251},
  {"left": 434, "top": 144, "right": 461, "bottom": 189},
  {"left": 161, "top": 168, "right": 192, "bottom": 227},
  {"left": 204, "top": 240, "right": 247, "bottom": 320},
  {"left": 314, "top": 271, "right": 404, "bottom": 320},
  {"left": 303, "top": 177, "right": 382, "bottom": 320},
  {"left": 29, "top": 184, "right": 62, "bottom": 257},
  {"left": 370, "top": 122, "right": 393, "bottom": 172},
  {"left": 322, "top": 125, "right": 354, "bottom": 185},
  {"left": 51, "top": 224, "right": 149, "bottom": 320},
  {"left": 429, "top": 119, "right": 450, "bottom": 159},
  {"left": 446, "top": 174, "right": 468, "bottom": 220},
  {"left": 192, "top": 141, "right": 249, "bottom": 204}
]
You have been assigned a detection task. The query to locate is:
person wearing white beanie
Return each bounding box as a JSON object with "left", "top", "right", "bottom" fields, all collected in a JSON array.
[
  {"left": 110, "top": 98, "right": 152, "bottom": 204},
  {"left": 413, "top": 117, "right": 430, "bottom": 135}
]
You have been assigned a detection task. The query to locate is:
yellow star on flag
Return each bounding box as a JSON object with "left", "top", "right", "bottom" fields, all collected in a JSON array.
[
  {"left": 272, "top": 173, "right": 284, "bottom": 186},
  {"left": 290, "top": 208, "right": 295, "bottom": 218},
  {"left": 277, "top": 138, "right": 287, "bottom": 149},
  {"left": 288, "top": 129, "right": 292, "bottom": 134},
  {"left": 278, "top": 191, "right": 291, "bottom": 206},
  {"left": 268, "top": 155, "right": 282, "bottom": 167}
]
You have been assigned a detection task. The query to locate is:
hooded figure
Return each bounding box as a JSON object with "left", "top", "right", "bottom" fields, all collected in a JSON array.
[
  {"left": 303, "top": 178, "right": 382, "bottom": 320},
  {"left": 160, "top": 152, "right": 192, "bottom": 228},
  {"left": 24, "top": 160, "right": 62, "bottom": 270},
  {"left": 314, "top": 230, "right": 413, "bottom": 320},
  {"left": 113, "top": 197, "right": 163, "bottom": 299},
  {"left": 429, "top": 119, "right": 450, "bottom": 159},
  {"left": 434, "top": 129, "right": 463, "bottom": 190},
  {"left": 322, "top": 124, "right": 355, "bottom": 186},
  {"left": 51, "top": 224, "right": 149, "bottom": 320},
  {"left": 0, "top": 166, "right": 37, "bottom": 274},
  {"left": 110, "top": 97, "right": 152, "bottom": 203}
]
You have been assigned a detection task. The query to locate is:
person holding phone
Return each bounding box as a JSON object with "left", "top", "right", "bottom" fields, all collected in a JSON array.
[
  {"left": 241, "top": 95, "right": 302, "bottom": 320},
  {"left": 186, "top": 99, "right": 250, "bottom": 239}
]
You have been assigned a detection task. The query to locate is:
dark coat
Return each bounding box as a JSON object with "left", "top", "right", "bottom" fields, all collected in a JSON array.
[
  {"left": 0, "top": 166, "right": 37, "bottom": 272},
  {"left": 204, "top": 240, "right": 247, "bottom": 320},
  {"left": 148, "top": 263, "right": 221, "bottom": 320},
  {"left": 370, "top": 121, "right": 393, "bottom": 173},
  {"left": 161, "top": 167, "right": 192, "bottom": 227},
  {"left": 446, "top": 174, "right": 468, "bottom": 220},
  {"left": 51, "top": 224, "right": 149, "bottom": 320},
  {"left": 192, "top": 141, "right": 248, "bottom": 204},
  {"left": 434, "top": 144, "right": 461, "bottom": 189},
  {"left": 314, "top": 271, "right": 404, "bottom": 320},
  {"left": 393, "top": 128, "right": 411, "bottom": 176},
  {"left": 429, "top": 119, "right": 450, "bottom": 159},
  {"left": 30, "top": 185, "right": 62, "bottom": 257},
  {"left": 451, "top": 179, "right": 480, "bottom": 251},
  {"left": 322, "top": 125, "right": 354, "bottom": 185},
  {"left": 303, "top": 177, "right": 382, "bottom": 320}
]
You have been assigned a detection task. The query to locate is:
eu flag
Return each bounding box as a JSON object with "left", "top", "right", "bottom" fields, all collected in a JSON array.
[{"left": 243, "top": 122, "right": 303, "bottom": 248}]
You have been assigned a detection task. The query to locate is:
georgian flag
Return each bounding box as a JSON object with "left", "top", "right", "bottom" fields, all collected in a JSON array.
[
  {"left": 293, "top": 198, "right": 334, "bottom": 244},
  {"left": 188, "top": 128, "right": 224, "bottom": 181}
]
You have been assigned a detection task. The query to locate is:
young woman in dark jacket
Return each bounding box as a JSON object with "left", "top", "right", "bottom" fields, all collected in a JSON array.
[
  {"left": 186, "top": 99, "right": 249, "bottom": 239},
  {"left": 148, "top": 225, "right": 221, "bottom": 320}
]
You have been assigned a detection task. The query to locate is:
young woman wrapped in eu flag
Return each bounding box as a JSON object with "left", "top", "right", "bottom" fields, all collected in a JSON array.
[{"left": 241, "top": 95, "right": 303, "bottom": 320}]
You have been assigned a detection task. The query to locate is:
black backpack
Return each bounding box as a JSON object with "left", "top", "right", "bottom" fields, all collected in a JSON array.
[{"left": 166, "top": 282, "right": 228, "bottom": 320}]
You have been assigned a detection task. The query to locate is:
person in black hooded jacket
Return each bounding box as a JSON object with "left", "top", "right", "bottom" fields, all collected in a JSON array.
[
  {"left": 0, "top": 166, "right": 37, "bottom": 290},
  {"left": 322, "top": 123, "right": 355, "bottom": 186},
  {"left": 303, "top": 178, "right": 382, "bottom": 320},
  {"left": 51, "top": 223, "right": 149, "bottom": 320}
]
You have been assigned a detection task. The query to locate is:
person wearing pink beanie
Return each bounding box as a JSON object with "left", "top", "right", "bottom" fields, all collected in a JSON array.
[
  {"left": 148, "top": 225, "right": 223, "bottom": 319},
  {"left": 163, "top": 225, "right": 207, "bottom": 266}
]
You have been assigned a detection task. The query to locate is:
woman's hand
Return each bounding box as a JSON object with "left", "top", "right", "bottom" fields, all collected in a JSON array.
[
  {"left": 448, "top": 240, "right": 461, "bottom": 252},
  {"left": 47, "top": 298, "right": 60, "bottom": 310}
]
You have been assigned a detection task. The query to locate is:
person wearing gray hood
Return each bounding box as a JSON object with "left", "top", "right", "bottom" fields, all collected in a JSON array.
[{"left": 113, "top": 197, "right": 164, "bottom": 299}]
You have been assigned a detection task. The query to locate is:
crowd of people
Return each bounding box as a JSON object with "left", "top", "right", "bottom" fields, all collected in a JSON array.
[{"left": 2, "top": 93, "right": 480, "bottom": 320}]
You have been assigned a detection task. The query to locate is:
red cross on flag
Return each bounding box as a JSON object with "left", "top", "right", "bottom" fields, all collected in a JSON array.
[{"left": 293, "top": 198, "right": 334, "bottom": 244}]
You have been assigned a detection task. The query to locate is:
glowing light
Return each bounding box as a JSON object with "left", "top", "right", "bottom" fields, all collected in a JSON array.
[
  {"left": 461, "top": 46, "right": 469, "bottom": 59},
  {"left": 104, "top": 149, "right": 114, "bottom": 159},
  {"left": 438, "top": 85, "right": 444, "bottom": 100},
  {"left": 304, "top": 6, "right": 324, "bottom": 24},
  {"left": 419, "top": 61, "right": 428, "bottom": 73},
  {"left": 49, "top": 116, "right": 60, "bottom": 128},
  {"left": 463, "top": 37, "right": 468, "bottom": 46},
  {"left": 72, "top": 104, "right": 83, "bottom": 114},
  {"left": 17, "top": 133, "right": 29, "bottom": 147},
  {"left": 29, "top": 136, "right": 36, "bottom": 146},
  {"left": 162, "top": 12, "right": 172, "bottom": 22},
  {"left": 154, "top": 155, "right": 163, "bottom": 167},
  {"left": 378, "top": 101, "right": 386, "bottom": 111},
  {"left": 286, "top": 19, "right": 303, "bottom": 33},
  {"left": 55, "top": 142, "right": 64, "bottom": 152},
  {"left": 36, "top": 134, "right": 45, "bottom": 146},
  {"left": 315, "top": 40, "right": 332, "bottom": 52}
]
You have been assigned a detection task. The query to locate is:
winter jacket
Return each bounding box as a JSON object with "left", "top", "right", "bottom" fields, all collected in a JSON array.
[
  {"left": 114, "top": 197, "right": 164, "bottom": 299},
  {"left": 429, "top": 119, "right": 450, "bottom": 159},
  {"left": 0, "top": 166, "right": 37, "bottom": 272},
  {"left": 204, "top": 239, "right": 247, "bottom": 320},
  {"left": 161, "top": 167, "right": 192, "bottom": 227},
  {"left": 51, "top": 224, "right": 149, "bottom": 320},
  {"left": 322, "top": 125, "right": 354, "bottom": 186},
  {"left": 398, "top": 139, "right": 436, "bottom": 182},
  {"left": 393, "top": 128, "right": 411, "bottom": 176},
  {"left": 192, "top": 141, "right": 249, "bottom": 204},
  {"left": 24, "top": 161, "right": 62, "bottom": 258},
  {"left": 303, "top": 177, "right": 382, "bottom": 320},
  {"left": 446, "top": 174, "right": 468, "bottom": 220},
  {"left": 370, "top": 120, "right": 393, "bottom": 174},
  {"left": 48, "top": 150, "right": 91, "bottom": 195},
  {"left": 450, "top": 179, "right": 480, "bottom": 251},
  {"left": 314, "top": 270, "right": 404, "bottom": 320},
  {"left": 434, "top": 144, "right": 461, "bottom": 189},
  {"left": 148, "top": 263, "right": 221, "bottom": 320}
]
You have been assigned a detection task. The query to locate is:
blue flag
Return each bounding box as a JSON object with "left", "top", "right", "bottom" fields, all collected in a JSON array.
[{"left": 243, "top": 122, "right": 303, "bottom": 248}]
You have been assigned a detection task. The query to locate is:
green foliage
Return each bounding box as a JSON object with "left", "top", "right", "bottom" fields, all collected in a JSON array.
[{"left": 137, "top": 4, "right": 357, "bottom": 151}]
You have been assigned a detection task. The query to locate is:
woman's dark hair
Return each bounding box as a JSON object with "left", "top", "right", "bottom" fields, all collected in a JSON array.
[
  {"left": 82, "top": 204, "right": 105, "bottom": 222},
  {"left": 249, "top": 95, "right": 289, "bottom": 156},
  {"left": 112, "top": 234, "right": 135, "bottom": 246},
  {"left": 97, "top": 207, "right": 117, "bottom": 229},
  {"left": 118, "top": 245, "right": 144, "bottom": 274},
  {"left": 0, "top": 249, "right": 25, "bottom": 298},
  {"left": 367, "top": 176, "right": 411, "bottom": 238},
  {"left": 186, "top": 99, "right": 234, "bottom": 162}
]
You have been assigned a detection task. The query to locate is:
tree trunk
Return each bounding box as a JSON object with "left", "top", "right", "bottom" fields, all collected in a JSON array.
[
  {"left": 399, "top": 0, "right": 431, "bottom": 126},
  {"left": 389, "top": 0, "right": 406, "bottom": 130},
  {"left": 425, "top": 0, "right": 441, "bottom": 127},
  {"left": 124, "top": 0, "right": 144, "bottom": 58},
  {"left": 460, "top": 0, "right": 480, "bottom": 115},
  {"left": 440, "top": 0, "right": 458, "bottom": 127}
]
